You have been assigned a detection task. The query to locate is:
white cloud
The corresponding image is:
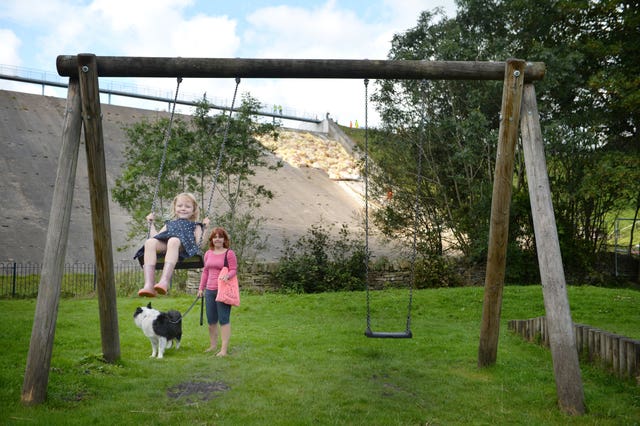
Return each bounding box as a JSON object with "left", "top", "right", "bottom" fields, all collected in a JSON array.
[
  {"left": 0, "top": 29, "right": 21, "bottom": 65},
  {"left": 217, "top": 1, "right": 456, "bottom": 125},
  {"left": 0, "top": 0, "right": 70, "bottom": 26},
  {"left": 244, "top": 2, "right": 384, "bottom": 59},
  {"left": 169, "top": 14, "right": 240, "bottom": 58},
  {"left": 236, "top": 1, "right": 391, "bottom": 125},
  {"left": 1, "top": 0, "right": 457, "bottom": 126}
]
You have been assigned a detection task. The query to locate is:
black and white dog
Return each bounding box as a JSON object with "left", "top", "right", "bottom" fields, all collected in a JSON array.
[{"left": 133, "top": 302, "right": 182, "bottom": 359}]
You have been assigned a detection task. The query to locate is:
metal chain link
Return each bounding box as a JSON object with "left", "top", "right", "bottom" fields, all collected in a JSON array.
[
  {"left": 200, "top": 77, "right": 241, "bottom": 245},
  {"left": 364, "top": 78, "right": 418, "bottom": 336},
  {"left": 363, "top": 78, "right": 372, "bottom": 333},
  {"left": 148, "top": 77, "right": 182, "bottom": 236},
  {"left": 406, "top": 83, "right": 428, "bottom": 334}
]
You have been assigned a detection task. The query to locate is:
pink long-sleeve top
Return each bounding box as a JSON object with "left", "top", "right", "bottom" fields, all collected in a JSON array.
[{"left": 199, "top": 249, "right": 238, "bottom": 292}]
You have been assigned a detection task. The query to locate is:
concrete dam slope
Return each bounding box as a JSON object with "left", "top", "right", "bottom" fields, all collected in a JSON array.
[{"left": 1, "top": 89, "right": 387, "bottom": 265}]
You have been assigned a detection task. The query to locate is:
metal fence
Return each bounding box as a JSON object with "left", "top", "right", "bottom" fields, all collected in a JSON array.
[
  {"left": 0, "top": 64, "right": 323, "bottom": 123},
  {"left": 0, "top": 262, "right": 143, "bottom": 298}
]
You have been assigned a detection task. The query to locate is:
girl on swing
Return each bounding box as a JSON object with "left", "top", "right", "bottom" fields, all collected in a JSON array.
[{"left": 135, "top": 192, "right": 209, "bottom": 297}]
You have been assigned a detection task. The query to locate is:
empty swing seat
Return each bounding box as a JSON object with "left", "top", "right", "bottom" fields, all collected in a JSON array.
[{"left": 365, "top": 329, "right": 413, "bottom": 339}]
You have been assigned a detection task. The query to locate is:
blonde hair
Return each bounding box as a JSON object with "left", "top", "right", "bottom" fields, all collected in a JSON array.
[{"left": 171, "top": 192, "right": 200, "bottom": 221}]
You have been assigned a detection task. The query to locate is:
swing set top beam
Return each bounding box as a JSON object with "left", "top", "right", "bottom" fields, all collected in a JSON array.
[{"left": 57, "top": 55, "right": 545, "bottom": 82}]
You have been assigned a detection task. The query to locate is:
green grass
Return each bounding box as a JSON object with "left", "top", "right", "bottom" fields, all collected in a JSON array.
[
  {"left": 339, "top": 124, "right": 366, "bottom": 148},
  {"left": 1, "top": 286, "right": 639, "bottom": 425}
]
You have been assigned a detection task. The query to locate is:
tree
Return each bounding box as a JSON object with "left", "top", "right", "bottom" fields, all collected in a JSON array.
[
  {"left": 370, "top": 0, "right": 639, "bottom": 282},
  {"left": 371, "top": 9, "right": 503, "bottom": 265},
  {"left": 112, "top": 116, "right": 197, "bottom": 244},
  {"left": 191, "top": 93, "right": 283, "bottom": 261},
  {"left": 112, "top": 93, "right": 282, "bottom": 261}
]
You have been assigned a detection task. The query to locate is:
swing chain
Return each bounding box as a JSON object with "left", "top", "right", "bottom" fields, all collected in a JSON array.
[
  {"left": 363, "top": 78, "right": 419, "bottom": 338},
  {"left": 201, "top": 77, "right": 241, "bottom": 245},
  {"left": 138, "top": 77, "right": 241, "bottom": 270},
  {"left": 149, "top": 76, "right": 183, "bottom": 234},
  {"left": 363, "top": 78, "right": 372, "bottom": 333},
  {"left": 405, "top": 82, "right": 428, "bottom": 334}
]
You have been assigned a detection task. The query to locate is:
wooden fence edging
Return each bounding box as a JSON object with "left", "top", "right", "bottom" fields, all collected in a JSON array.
[{"left": 508, "top": 317, "right": 640, "bottom": 383}]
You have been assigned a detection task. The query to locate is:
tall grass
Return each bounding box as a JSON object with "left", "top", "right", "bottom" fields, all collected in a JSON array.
[{"left": 1, "top": 286, "right": 639, "bottom": 425}]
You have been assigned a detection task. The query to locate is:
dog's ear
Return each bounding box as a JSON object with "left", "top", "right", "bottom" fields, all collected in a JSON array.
[
  {"left": 134, "top": 307, "right": 142, "bottom": 317},
  {"left": 147, "top": 302, "right": 152, "bottom": 309}
]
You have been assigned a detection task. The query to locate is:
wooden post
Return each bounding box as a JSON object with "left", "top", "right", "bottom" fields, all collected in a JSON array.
[
  {"left": 574, "top": 324, "right": 586, "bottom": 355},
  {"left": 628, "top": 339, "right": 637, "bottom": 378},
  {"left": 77, "top": 54, "right": 121, "bottom": 362},
  {"left": 21, "top": 78, "right": 83, "bottom": 405},
  {"left": 478, "top": 59, "right": 525, "bottom": 367},
  {"left": 520, "top": 83, "right": 585, "bottom": 415},
  {"left": 612, "top": 334, "right": 620, "bottom": 373}
]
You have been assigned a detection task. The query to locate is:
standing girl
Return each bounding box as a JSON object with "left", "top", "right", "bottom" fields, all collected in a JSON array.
[
  {"left": 135, "top": 192, "right": 209, "bottom": 297},
  {"left": 198, "top": 227, "right": 237, "bottom": 356}
]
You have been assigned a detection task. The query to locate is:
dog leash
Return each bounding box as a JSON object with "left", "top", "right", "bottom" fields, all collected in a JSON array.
[
  {"left": 200, "top": 295, "right": 204, "bottom": 326},
  {"left": 182, "top": 294, "right": 202, "bottom": 319},
  {"left": 169, "top": 294, "right": 203, "bottom": 325}
]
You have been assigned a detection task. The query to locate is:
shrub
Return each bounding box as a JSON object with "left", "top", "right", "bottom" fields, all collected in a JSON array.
[
  {"left": 272, "top": 224, "right": 366, "bottom": 293},
  {"left": 413, "top": 255, "right": 464, "bottom": 288}
]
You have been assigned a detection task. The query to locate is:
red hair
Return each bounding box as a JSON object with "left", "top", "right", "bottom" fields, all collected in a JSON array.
[{"left": 208, "top": 227, "right": 230, "bottom": 249}]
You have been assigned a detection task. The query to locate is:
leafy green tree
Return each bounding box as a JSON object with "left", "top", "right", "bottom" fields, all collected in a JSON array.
[
  {"left": 371, "top": 9, "right": 502, "bottom": 264},
  {"left": 112, "top": 117, "right": 197, "bottom": 243},
  {"left": 370, "top": 0, "right": 639, "bottom": 282},
  {"left": 112, "top": 93, "right": 281, "bottom": 261},
  {"left": 191, "top": 93, "right": 282, "bottom": 260}
]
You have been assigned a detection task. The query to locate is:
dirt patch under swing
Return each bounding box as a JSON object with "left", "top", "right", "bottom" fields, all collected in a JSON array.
[{"left": 167, "top": 380, "right": 230, "bottom": 402}]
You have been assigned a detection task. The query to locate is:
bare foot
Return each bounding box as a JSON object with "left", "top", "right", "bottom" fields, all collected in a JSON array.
[
  {"left": 216, "top": 351, "right": 227, "bottom": 357},
  {"left": 204, "top": 346, "right": 217, "bottom": 353}
]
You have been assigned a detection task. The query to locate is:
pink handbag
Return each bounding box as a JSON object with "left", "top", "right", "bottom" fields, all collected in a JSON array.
[{"left": 215, "top": 251, "right": 240, "bottom": 306}]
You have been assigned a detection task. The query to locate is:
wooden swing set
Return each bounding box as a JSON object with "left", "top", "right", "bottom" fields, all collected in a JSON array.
[{"left": 22, "top": 54, "right": 585, "bottom": 415}]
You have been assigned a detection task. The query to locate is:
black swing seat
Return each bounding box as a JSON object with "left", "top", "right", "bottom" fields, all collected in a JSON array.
[
  {"left": 137, "top": 254, "right": 204, "bottom": 270},
  {"left": 365, "top": 329, "right": 413, "bottom": 339}
]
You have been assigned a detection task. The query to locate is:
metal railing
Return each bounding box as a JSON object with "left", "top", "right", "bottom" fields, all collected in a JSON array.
[
  {"left": 0, "top": 64, "right": 322, "bottom": 123},
  {"left": 0, "top": 262, "right": 143, "bottom": 298}
]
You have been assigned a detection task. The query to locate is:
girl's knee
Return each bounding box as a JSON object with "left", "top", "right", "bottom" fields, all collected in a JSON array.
[{"left": 167, "top": 237, "right": 181, "bottom": 250}]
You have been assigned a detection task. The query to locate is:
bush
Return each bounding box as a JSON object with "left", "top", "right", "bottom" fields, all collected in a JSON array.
[
  {"left": 413, "top": 255, "right": 464, "bottom": 288},
  {"left": 272, "top": 224, "right": 366, "bottom": 293}
]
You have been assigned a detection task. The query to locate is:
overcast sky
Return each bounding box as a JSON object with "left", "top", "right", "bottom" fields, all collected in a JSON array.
[{"left": 0, "top": 0, "right": 456, "bottom": 126}]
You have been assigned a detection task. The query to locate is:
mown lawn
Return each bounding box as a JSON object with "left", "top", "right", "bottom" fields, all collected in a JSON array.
[{"left": 1, "top": 285, "right": 639, "bottom": 425}]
